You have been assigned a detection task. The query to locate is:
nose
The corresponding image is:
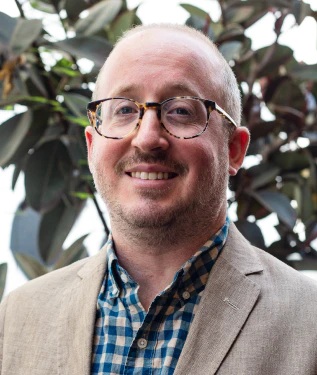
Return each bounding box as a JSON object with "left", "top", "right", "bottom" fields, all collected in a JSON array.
[{"left": 130, "top": 107, "right": 170, "bottom": 152}]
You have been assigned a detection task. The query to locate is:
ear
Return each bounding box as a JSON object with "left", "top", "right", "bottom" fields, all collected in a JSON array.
[
  {"left": 85, "top": 126, "right": 94, "bottom": 171},
  {"left": 228, "top": 127, "right": 250, "bottom": 176}
]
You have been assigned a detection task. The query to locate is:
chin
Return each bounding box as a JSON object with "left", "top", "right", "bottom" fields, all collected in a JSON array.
[{"left": 117, "top": 205, "right": 178, "bottom": 229}]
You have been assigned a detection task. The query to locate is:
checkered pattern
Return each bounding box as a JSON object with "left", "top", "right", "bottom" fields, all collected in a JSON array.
[{"left": 91, "top": 217, "right": 229, "bottom": 374}]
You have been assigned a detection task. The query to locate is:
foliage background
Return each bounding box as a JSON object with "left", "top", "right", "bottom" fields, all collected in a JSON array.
[{"left": 0, "top": 0, "right": 317, "bottom": 298}]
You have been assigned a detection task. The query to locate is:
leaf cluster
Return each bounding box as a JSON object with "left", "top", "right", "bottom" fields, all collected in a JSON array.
[{"left": 0, "top": 0, "right": 140, "bottom": 286}]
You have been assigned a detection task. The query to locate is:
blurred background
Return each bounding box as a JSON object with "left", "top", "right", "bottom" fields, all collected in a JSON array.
[{"left": 1, "top": 0, "right": 317, "bottom": 298}]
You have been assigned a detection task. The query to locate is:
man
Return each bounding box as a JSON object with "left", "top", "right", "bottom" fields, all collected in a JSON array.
[{"left": 0, "top": 24, "right": 317, "bottom": 375}]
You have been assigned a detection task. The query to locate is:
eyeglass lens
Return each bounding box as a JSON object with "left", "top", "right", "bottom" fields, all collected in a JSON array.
[{"left": 94, "top": 98, "right": 208, "bottom": 138}]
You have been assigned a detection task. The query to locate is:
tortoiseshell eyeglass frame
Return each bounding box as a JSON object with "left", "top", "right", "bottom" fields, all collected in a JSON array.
[{"left": 86, "top": 96, "right": 237, "bottom": 140}]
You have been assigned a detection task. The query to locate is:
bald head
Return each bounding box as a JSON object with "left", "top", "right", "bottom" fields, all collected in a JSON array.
[{"left": 93, "top": 23, "right": 241, "bottom": 127}]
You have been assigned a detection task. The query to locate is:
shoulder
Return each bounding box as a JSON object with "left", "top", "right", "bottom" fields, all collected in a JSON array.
[
  {"left": 224, "top": 222, "right": 317, "bottom": 299},
  {"left": 2, "top": 246, "right": 108, "bottom": 307},
  {"left": 254, "top": 245, "right": 317, "bottom": 295}
]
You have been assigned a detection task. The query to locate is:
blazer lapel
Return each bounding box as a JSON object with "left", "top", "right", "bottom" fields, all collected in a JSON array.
[
  {"left": 57, "top": 246, "right": 108, "bottom": 375},
  {"left": 54, "top": 224, "right": 262, "bottom": 375},
  {"left": 174, "top": 223, "right": 263, "bottom": 375}
]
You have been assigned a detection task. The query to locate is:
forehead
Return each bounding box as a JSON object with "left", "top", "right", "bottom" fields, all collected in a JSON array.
[{"left": 96, "top": 29, "right": 223, "bottom": 102}]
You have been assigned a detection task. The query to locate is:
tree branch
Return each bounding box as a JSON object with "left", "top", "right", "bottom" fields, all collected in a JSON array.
[
  {"left": 86, "top": 185, "right": 110, "bottom": 237},
  {"left": 15, "top": 0, "right": 25, "bottom": 18}
]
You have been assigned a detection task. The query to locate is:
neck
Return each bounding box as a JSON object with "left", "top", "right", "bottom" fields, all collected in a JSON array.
[{"left": 110, "top": 210, "right": 226, "bottom": 310}]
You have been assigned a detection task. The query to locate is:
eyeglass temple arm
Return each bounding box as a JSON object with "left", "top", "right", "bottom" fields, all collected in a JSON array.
[
  {"left": 214, "top": 103, "right": 237, "bottom": 127},
  {"left": 206, "top": 100, "right": 237, "bottom": 128}
]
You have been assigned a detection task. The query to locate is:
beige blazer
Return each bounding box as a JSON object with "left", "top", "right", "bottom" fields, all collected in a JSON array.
[{"left": 1, "top": 223, "right": 317, "bottom": 374}]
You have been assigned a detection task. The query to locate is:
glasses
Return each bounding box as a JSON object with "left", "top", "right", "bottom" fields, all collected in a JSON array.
[{"left": 86, "top": 96, "right": 237, "bottom": 140}]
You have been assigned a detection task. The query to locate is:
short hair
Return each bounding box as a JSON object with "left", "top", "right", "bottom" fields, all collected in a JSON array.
[{"left": 93, "top": 23, "right": 241, "bottom": 132}]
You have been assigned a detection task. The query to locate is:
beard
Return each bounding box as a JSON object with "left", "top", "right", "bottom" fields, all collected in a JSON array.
[{"left": 90, "top": 147, "right": 229, "bottom": 247}]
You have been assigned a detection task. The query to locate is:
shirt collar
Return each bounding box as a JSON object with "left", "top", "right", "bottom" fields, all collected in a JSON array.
[{"left": 104, "top": 217, "right": 230, "bottom": 300}]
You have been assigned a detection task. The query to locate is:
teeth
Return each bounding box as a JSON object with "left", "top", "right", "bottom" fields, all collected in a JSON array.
[{"left": 131, "top": 171, "right": 170, "bottom": 180}]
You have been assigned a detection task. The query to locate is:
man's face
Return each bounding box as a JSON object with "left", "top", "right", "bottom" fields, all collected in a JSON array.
[{"left": 86, "top": 29, "right": 243, "bottom": 236}]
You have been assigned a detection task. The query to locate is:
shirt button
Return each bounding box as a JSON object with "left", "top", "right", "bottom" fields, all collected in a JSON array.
[
  {"left": 182, "top": 291, "right": 190, "bottom": 300},
  {"left": 137, "top": 338, "right": 148, "bottom": 349},
  {"left": 121, "top": 273, "right": 128, "bottom": 283}
]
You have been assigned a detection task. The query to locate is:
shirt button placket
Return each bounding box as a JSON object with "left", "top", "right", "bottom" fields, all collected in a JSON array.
[
  {"left": 182, "top": 290, "right": 190, "bottom": 300},
  {"left": 137, "top": 338, "right": 148, "bottom": 349},
  {"left": 121, "top": 273, "right": 128, "bottom": 283}
]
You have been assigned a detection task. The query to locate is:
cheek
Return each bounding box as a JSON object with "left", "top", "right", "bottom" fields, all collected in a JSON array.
[
  {"left": 90, "top": 139, "right": 125, "bottom": 172},
  {"left": 189, "top": 140, "right": 229, "bottom": 179},
  {"left": 189, "top": 140, "right": 219, "bottom": 166}
]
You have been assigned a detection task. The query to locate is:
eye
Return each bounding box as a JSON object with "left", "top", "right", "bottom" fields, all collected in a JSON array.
[
  {"left": 114, "top": 100, "right": 138, "bottom": 116},
  {"left": 172, "top": 107, "right": 191, "bottom": 115},
  {"left": 165, "top": 100, "right": 195, "bottom": 118},
  {"left": 116, "top": 105, "right": 136, "bottom": 115}
]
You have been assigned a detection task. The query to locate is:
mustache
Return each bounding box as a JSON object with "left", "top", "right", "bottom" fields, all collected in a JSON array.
[{"left": 115, "top": 150, "right": 188, "bottom": 176}]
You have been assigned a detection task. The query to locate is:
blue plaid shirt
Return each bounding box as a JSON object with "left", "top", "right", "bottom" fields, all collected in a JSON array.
[{"left": 91, "top": 218, "right": 229, "bottom": 374}]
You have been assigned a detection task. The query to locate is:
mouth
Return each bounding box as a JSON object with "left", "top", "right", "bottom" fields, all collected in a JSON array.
[{"left": 127, "top": 171, "right": 177, "bottom": 180}]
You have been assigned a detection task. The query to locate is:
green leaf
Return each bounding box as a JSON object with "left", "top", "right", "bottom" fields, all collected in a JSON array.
[
  {"left": 292, "top": 0, "right": 312, "bottom": 25},
  {"left": 0, "top": 263, "right": 7, "bottom": 301},
  {"left": 108, "top": 10, "right": 136, "bottom": 44},
  {"left": 0, "top": 112, "right": 32, "bottom": 167},
  {"left": 51, "top": 36, "right": 113, "bottom": 68},
  {"left": 38, "top": 200, "right": 83, "bottom": 265},
  {"left": 65, "top": 0, "right": 89, "bottom": 23},
  {"left": 12, "top": 162, "right": 22, "bottom": 190},
  {"left": 305, "top": 222, "right": 317, "bottom": 246},
  {"left": 48, "top": 0, "right": 61, "bottom": 9},
  {"left": 52, "top": 66, "right": 80, "bottom": 77},
  {"left": 294, "top": 182, "right": 313, "bottom": 223},
  {"left": 0, "top": 12, "right": 17, "bottom": 46},
  {"left": 271, "top": 150, "right": 310, "bottom": 172},
  {"left": 53, "top": 234, "right": 89, "bottom": 270},
  {"left": 180, "top": 4, "right": 209, "bottom": 19},
  {"left": 217, "top": 25, "right": 244, "bottom": 43},
  {"left": 14, "top": 253, "right": 47, "bottom": 280},
  {"left": 235, "top": 220, "right": 266, "bottom": 249},
  {"left": 280, "top": 180, "right": 296, "bottom": 200},
  {"left": 248, "top": 121, "right": 280, "bottom": 142},
  {"left": 250, "top": 190, "right": 297, "bottom": 229},
  {"left": 0, "top": 95, "right": 58, "bottom": 107},
  {"left": 24, "top": 140, "right": 73, "bottom": 212},
  {"left": 75, "top": 0, "right": 122, "bottom": 37},
  {"left": 236, "top": 192, "right": 270, "bottom": 220},
  {"left": 268, "top": 78, "right": 306, "bottom": 112},
  {"left": 67, "top": 123, "right": 89, "bottom": 175},
  {"left": 30, "top": 0, "right": 56, "bottom": 13},
  {"left": 4, "top": 108, "right": 50, "bottom": 166},
  {"left": 185, "top": 15, "right": 215, "bottom": 40},
  {"left": 225, "top": 5, "right": 254, "bottom": 24},
  {"left": 219, "top": 41, "right": 243, "bottom": 61},
  {"left": 71, "top": 191, "right": 93, "bottom": 199},
  {"left": 219, "top": 1, "right": 270, "bottom": 28},
  {"left": 26, "top": 65, "right": 49, "bottom": 97},
  {"left": 10, "top": 19, "right": 42, "bottom": 55},
  {"left": 288, "top": 63, "right": 317, "bottom": 81},
  {"left": 255, "top": 44, "right": 294, "bottom": 78},
  {"left": 248, "top": 163, "right": 281, "bottom": 190},
  {"left": 183, "top": 9, "right": 216, "bottom": 40},
  {"left": 65, "top": 115, "right": 88, "bottom": 127},
  {"left": 63, "top": 93, "right": 88, "bottom": 117}
]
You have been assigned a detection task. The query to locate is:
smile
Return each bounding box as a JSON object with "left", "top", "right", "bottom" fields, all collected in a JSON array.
[{"left": 129, "top": 171, "right": 176, "bottom": 180}]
